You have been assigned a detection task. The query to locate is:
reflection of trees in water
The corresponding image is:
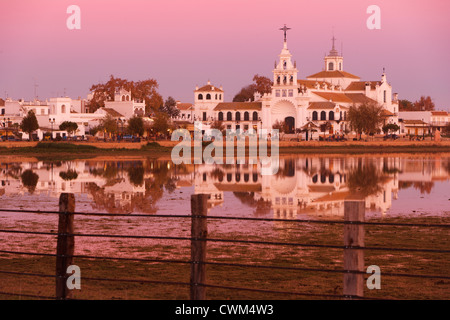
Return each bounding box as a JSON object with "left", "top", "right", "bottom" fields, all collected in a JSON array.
[
  {"left": 399, "top": 181, "right": 435, "bottom": 194},
  {"left": 89, "top": 164, "right": 120, "bottom": 184},
  {"left": 21, "top": 169, "right": 39, "bottom": 194},
  {"left": 127, "top": 165, "right": 144, "bottom": 187},
  {"left": 4, "top": 163, "right": 22, "bottom": 180},
  {"left": 86, "top": 160, "right": 178, "bottom": 214},
  {"left": 59, "top": 170, "right": 78, "bottom": 181},
  {"left": 413, "top": 182, "right": 434, "bottom": 194},
  {"left": 443, "top": 160, "right": 450, "bottom": 175},
  {"left": 347, "top": 161, "right": 390, "bottom": 197},
  {"left": 233, "top": 192, "right": 271, "bottom": 216}
]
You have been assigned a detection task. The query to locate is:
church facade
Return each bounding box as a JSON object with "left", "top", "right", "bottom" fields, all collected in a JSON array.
[{"left": 183, "top": 30, "right": 399, "bottom": 139}]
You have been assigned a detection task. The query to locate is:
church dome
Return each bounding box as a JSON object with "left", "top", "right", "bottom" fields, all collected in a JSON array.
[{"left": 270, "top": 175, "right": 297, "bottom": 195}]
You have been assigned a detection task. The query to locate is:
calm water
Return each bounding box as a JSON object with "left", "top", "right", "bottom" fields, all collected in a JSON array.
[
  {"left": 0, "top": 155, "right": 449, "bottom": 299},
  {"left": 0, "top": 155, "right": 448, "bottom": 218}
]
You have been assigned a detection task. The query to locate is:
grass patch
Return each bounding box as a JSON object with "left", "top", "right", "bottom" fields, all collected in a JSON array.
[{"left": 34, "top": 142, "right": 99, "bottom": 151}]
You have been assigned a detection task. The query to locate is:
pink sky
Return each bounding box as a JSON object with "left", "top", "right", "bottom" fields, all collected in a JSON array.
[{"left": 1, "top": 0, "right": 449, "bottom": 109}]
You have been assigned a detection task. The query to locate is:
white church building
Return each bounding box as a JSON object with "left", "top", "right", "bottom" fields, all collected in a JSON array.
[{"left": 185, "top": 28, "right": 399, "bottom": 139}]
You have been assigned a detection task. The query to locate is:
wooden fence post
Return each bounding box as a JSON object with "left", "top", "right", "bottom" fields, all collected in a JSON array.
[
  {"left": 343, "top": 200, "right": 365, "bottom": 299},
  {"left": 190, "top": 194, "right": 208, "bottom": 300},
  {"left": 56, "top": 193, "right": 75, "bottom": 300}
]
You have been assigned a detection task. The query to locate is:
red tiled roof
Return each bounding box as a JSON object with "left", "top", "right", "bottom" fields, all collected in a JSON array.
[
  {"left": 345, "top": 81, "right": 381, "bottom": 91},
  {"left": 307, "top": 70, "right": 360, "bottom": 79},
  {"left": 195, "top": 84, "right": 223, "bottom": 92},
  {"left": 312, "top": 92, "right": 353, "bottom": 103},
  {"left": 345, "top": 93, "right": 378, "bottom": 104},
  {"left": 403, "top": 119, "right": 428, "bottom": 125},
  {"left": 102, "top": 108, "right": 124, "bottom": 117},
  {"left": 381, "top": 109, "right": 394, "bottom": 117},
  {"left": 431, "top": 111, "right": 448, "bottom": 116},
  {"left": 312, "top": 92, "right": 378, "bottom": 105},
  {"left": 307, "top": 102, "right": 336, "bottom": 110},
  {"left": 176, "top": 103, "right": 193, "bottom": 111}
]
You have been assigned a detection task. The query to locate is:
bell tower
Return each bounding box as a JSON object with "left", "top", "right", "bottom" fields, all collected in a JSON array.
[
  {"left": 324, "top": 35, "right": 344, "bottom": 71},
  {"left": 272, "top": 25, "right": 298, "bottom": 98}
]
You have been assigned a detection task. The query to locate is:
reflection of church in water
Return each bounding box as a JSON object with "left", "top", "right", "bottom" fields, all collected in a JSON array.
[
  {"left": 194, "top": 157, "right": 405, "bottom": 217},
  {"left": 0, "top": 157, "right": 448, "bottom": 216}
]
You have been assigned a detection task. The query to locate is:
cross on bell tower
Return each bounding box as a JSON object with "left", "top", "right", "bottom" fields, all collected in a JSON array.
[{"left": 279, "top": 24, "right": 291, "bottom": 42}]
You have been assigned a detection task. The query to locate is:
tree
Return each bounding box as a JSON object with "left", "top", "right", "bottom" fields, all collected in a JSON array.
[
  {"left": 161, "top": 96, "right": 180, "bottom": 118},
  {"left": 152, "top": 112, "right": 171, "bottom": 137},
  {"left": 413, "top": 96, "right": 435, "bottom": 111},
  {"left": 127, "top": 116, "right": 144, "bottom": 136},
  {"left": 233, "top": 84, "right": 256, "bottom": 102},
  {"left": 348, "top": 103, "right": 384, "bottom": 139},
  {"left": 398, "top": 96, "right": 435, "bottom": 111},
  {"left": 253, "top": 74, "right": 273, "bottom": 94},
  {"left": 320, "top": 122, "right": 332, "bottom": 139},
  {"left": 20, "top": 110, "right": 39, "bottom": 141},
  {"left": 59, "top": 121, "right": 78, "bottom": 136},
  {"left": 100, "top": 114, "right": 118, "bottom": 137},
  {"left": 87, "top": 75, "right": 163, "bottom": 114},
  {"left": 398, "top": 99, "right": 414, "bottom": 111},
  {"left": 272, "top": 120, "right": 288, "bottom": 139},
  {"left": 382, "top": 123, "right": 400, "bottom": 134},
  {"left": 232, "top": 74, "right": 273, "bottom": 102}
]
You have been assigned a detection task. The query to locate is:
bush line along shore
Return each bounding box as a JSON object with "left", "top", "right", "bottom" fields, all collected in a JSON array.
[{"left": 0, "top": 141, "right": 449, "bottom": 158}]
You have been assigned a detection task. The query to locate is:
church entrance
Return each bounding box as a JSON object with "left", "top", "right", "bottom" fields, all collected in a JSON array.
[{"left": 285, "top": 117, "right": 295, "bottom": 133}]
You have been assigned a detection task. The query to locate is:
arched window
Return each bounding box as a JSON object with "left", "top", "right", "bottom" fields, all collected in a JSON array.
[
  {"left": 198, "top": 94, "right": 203, "bottom": 100},
  {"left": 61, "top": 105, "right": 66, "bottom": 113},
  {"left": 252, "top": 173, "right": 258, "bottom": 182},
  {"left": 339, "top": 62, "right": 342, "bottom": 70},
  {"left": 244, "top": 174, "right": 249, "bottom": 182},
  {"left": 126, "top": 95, "right": 130, "bottom": 101},
  {"left": 328, "top": 62, "right": 334, "bottom": 71},
  {"left": 227, "top": 112, "right": 232, "bottom": 121},
  {"left": 329, "top": 111, "right": 335, "bottom": 121},
  {"left": 227, "top": 173, "right": 232, "bottom": 182},
  {"left": 312, "top": 174, "right": 318, "bottom": 183},
  {"left": 329, "top": 174, "right": 335, "bottom": 183},
  {"left": 252, "top": 111, "right": 258, "bottom": 121},
  {"left": 218, "top": 112, "right": 224, "bottom": 121},
  {"left": 235, "top": 112, "right": 241, "bottom": 121},
  {"left": 215, "top": 94, "right": 217, "bottom": 100},
  {"left": 206, "top": 94, "right": 211, "bottom": 100},
  {"left": 312, "top": 111, "right": 318, "bottom": 121},
  {"left": 219, "top": 94, "right": 222, "bottom": 100},
  {"left": 122, "top": 95, "right": 126, "bottom": 101},
  {"left": 320, "top": 174, "right": 327, "bottom": 184},
  {"left": 320, "top": 111, "right": 326, "bottom": 121},
  {"left": 244, "top": 112, "right": 249, "bottom": 121},
  {"left": 235, "top": 173, "right": 241, "bottom": 182}
]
